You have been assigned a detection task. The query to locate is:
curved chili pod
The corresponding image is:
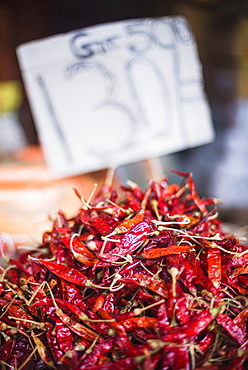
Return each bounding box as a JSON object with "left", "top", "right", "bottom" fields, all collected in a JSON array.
[
  {"left": 142, "top": 245, "right": 192, "bottom": 259},
  {"left": 41, "top": 260, "right": 88, "bottom": 286}
]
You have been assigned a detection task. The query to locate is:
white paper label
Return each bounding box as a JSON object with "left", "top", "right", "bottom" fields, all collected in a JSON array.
[{"left": 17, "top": 16, "right": 214, "bottom": 178}]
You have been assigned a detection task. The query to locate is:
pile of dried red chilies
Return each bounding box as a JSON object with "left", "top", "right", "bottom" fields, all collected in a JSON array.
[{"left": 1, "top": 170, "right": 248, "bottom": 369}]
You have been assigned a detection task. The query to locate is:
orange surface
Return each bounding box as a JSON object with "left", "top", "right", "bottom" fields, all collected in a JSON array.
[{"left": 0, "top": 146, "right": 110, "bottom": 235}]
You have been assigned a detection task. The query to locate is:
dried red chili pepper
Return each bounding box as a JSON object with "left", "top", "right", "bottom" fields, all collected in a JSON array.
[
  {"left": 207, "top": 247, "right": 222, "bottom": 287},
  {"left": 121, "top": 316, "right": 157, "bottom": 331},
  {"left": 198, "top": 330, "right": 215, "bottom": 352},
  {"left": 53, "top": 317, "right": 73, "bottom": 353},
  {"left": 133, "top": 273, "right": 168, "bottom": 299},
  {"left": 91, "top": 293, "right": 105, "bottom": 312},
  {"left": 64, "top": 281, "right": 85, "bottom": 309},
  {"left": 162, "top": 340, "right": 190, "bottom": 370},
  {"left": 41, "top": 259, "right": 88, "bottom": 286},
  {"left": 100, "top": 220, "right": 153, "bottom": 262},
  {"left": 115, "top": 209, "right": 145, "bottom": 234},
  {"left": 233, "top": 307, "right": 248, "bottom": 327},
  {"left": 56, "top": 308, "right": 99, "bottom": 343},
  {"left": 142, "top": 245, "right": 192, "bottom": 259},
  {"left": 162, "top": 307, "right": 218, "bottom": 342},
  {"left": 69, "top": 236, "right": 99, "bottom": 265},
  {"left": 97, "top": 308, "right": 127, "bottom": 337},
  {"left": 195, "top": 258, "right": 220, "bottom": 295},
  {"left": 0, "top": 337, "right": 16, "bottom": 363},
  {"left": 123, "top": 180, "right": 144, "bottom": 200},
  {"left": 90, "top": 212, "right": 117, "bottom": 236},
  {"left": 8, "top": 337, "right": 33, "bottom": 370},
  {"left": 31, "top": 331, "right": 55, "bottom": 368},
  {"left": 45, "top": 321, "right": 64, "bottom": 363},
  {"left": 1, "top": 172, "right": 248, "bottom": 369},
  {"left": 79, "top": 337, "right": 116, "bottom": 368},
  {"left": 31, "top": 297, "right": 86, "bottom": 320},
  {"left": 0, "top": 298, "right": 34, "bottom": 328},
  {"left": 216, "top": 313, "right": 246, "bottom": 346}
]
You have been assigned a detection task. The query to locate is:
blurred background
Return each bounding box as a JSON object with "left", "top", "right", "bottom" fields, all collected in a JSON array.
[{"left": 0, "top": 0, "right": 248, "bottom": 235}]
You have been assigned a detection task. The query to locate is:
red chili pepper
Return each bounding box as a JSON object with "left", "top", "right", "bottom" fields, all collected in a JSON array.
[
  {"left": 162, "top": 308, "right": 217, "bottom": 342},
  {"left": 83, "top": 309, "right": 110, "bottom": 335},
  {"left": 172, "top": 170, "right": 207, "bottom": 213},
  {"left": 163, "top": 183, "right": 180, "bottom": 198},
  {"left": 45, "top": 322, "right": 64, "bottom": 363},
  {"left": 133, "top": 273, "right": 168, "bottom": 299},
  {"left": 174, "top": 290, "right": 191, "bottom": 325},
  {"left": 91, "top": 294, "right": 105, "bottom": 312},
  {"left": 69, "top": 236, "right": 99, "bottom": 265},
  {"left": 121, "top": 220, "right": 153, "bottom": 248},
  {"left": 121, "top": 316, "right": 157, "bottom": 331},
  {"left": 2, "top": 172, "right": 248, "bottom": 369},
  {"left": 83, "top": 356, "right": 138, "bottom": 370},
  {"left": 115, "top": 209, "right": 145, "bottom": 234},
  {"left": 231, "top": 252, "right": 248, "bottom": 267},
  {"left": 100, "top": 221, "right": 153, "bottom": 262},
  {"left": 31, "top": 297, "right": 87, "bottom": 320},
  {"left": 31, "top": 331, "right": 55, "bottom": 368},
  {"left": 155, "top": 301, "right": 170, "bottom": 335},
  {"left": 0, "top": 298, "right": 34, "bottom": 328},
  {"left": 8, "top": 258, "right": 31, "bottom": 277},
  {"left": 123, "top": 180, "right": 144, "bottom": 200},
  {"left": 0, "top": 337, "right": 16, "bottom": 363},
  {"left": 90, "top": 212, "right": 117, "bottom": 235},
  {"left": 103, "top": 293, "right": 115, "bottom": 314},
  {"left": 53, "top": 317, "right": 73, "bottom": 353},
  {"left": 97, "top": 308, "right": 127, "bottom": 337},
  {"left": 217, "top": 313, "right": 246, "bottom": 346},
  {"left": 56, "top": 306, "right": 100, "bottom": 342},
  {"left": 9, "top": 337, "right": 33, "bottom": 370},
  {"left": 119, "top": 260, "right": 141, "bottom": 278},
  {"left": 230, "top": 265, "right": 248, "bottom": 278},
  {"left": 198, "top": 330, "right": 215, "bottom": 352},
  {"left": 187, "top": 174, "right": 207, "bottom": 213},
  {"left": 64, "top": 282, "right": 85, "bottom": 309},
  {"left": 162, "top": 340, "right": 190, "bottom": 370},
  {"left": 233, "top": 307, "right": 248, "bottom": 327},
  {"left": 79, "top": 337, "right": 116, "bottom": 368},
  {"left": 195, "top": 258, "right": 219, "bottom": 295},
  {"left": 207, "top": 247, "right": 222, "bottom": 287},
  {"left": 41, "top": 260, "right": 88, "bottom": 286},
  {"left": 126, "top": 193, "right": 142, "bottom": 212},
  {"left": 178, "top": 256, "right": 199, "bottom": 293},
  {"left": 143, "top": 351, "right": 162, "bottom": 370},
  {"left": 142, "top": 245, "right": 191, "bottom": 259},
  {"left": 237, "top": 274, "right": 248, "bottom": 288}
]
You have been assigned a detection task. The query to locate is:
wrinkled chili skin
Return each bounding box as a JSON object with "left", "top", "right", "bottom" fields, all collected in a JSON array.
[
  {"left": 0, "top": 337, "right": 15, "bottom": 363},
  {"left": 79, "top": 337, "right": 116, "bottom": 368},
  {"left": 81, "top": 357, "right": 138, "bottom": 370},
  {"left": 161, "top": 308, "right": 215, "bottom": 343},
  {"left": 164, "top": 340, "right": 190, "bottom": 370},
  {"left": 41, "top": 260, "right": 88, "bottom": 286},
  {"left": 216, "top": 314, "right": 246, "bottom": 346},
  {"left": 8, "top": 337, "right": 33, "bottom": 369},
  {"left": 45, "top": 322, "right": 64, "bottom": 364}
]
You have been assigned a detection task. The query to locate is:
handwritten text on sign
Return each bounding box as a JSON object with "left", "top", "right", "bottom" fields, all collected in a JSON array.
[{"left": 17, "top": 17, "right": 214, "bottom": 177}]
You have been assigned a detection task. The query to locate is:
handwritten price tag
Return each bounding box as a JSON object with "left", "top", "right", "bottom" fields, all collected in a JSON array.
[{"left": 17, "top": 16, "right": 214, "bottom": 178}]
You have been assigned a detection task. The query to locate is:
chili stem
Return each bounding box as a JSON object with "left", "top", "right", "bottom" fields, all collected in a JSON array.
[{"left": 133, "top": 299, "right": 165, "bottom": 315}]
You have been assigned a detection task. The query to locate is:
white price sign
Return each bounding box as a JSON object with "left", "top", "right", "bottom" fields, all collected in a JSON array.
[{"left": 17, "top": 16, "right": 214, "bottom": 178}]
